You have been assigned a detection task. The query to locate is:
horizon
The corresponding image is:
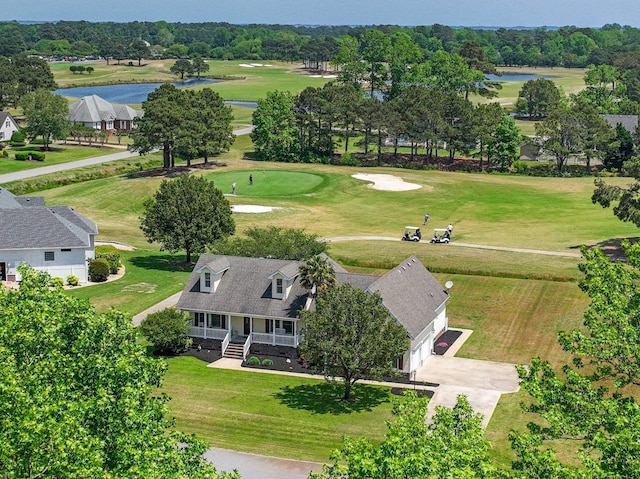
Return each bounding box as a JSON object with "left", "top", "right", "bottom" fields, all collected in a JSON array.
[{"left": 1, "top": 0, "right": 639, "bottom": 29}]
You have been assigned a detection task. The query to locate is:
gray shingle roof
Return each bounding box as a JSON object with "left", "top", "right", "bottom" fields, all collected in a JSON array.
[
  {"left": 178, "top": 254, "right": 448, "bottom": 338},
  {"left": 601, "top": 114, "right": 638, "bottom": 133},
  {"left": 69, "top": 94, "right": 116, "bottom": 123},
  {"left": 177, "top": 255, "right": 309, "bottom": 319},
  {"left": 0, "top": 187, "right": 97, "bottom": 249},
  {"left": 368, "top": 256, "right": 449, "bottom": 339}
]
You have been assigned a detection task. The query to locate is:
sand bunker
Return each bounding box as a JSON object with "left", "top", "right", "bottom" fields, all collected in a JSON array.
[
  {"left": 232, "top": 205, "right": 278, "bottom": 213},
  {"left": 352, "top": 173, "right": 422, "bottom": 192}
]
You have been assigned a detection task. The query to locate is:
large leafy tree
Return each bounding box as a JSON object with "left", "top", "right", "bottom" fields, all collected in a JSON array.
[
  {"left": 191, "top": 57, "right": 210, "bottom": 79},
  {"left": 170, "top": 58, "right": 193, "bottom": 79},
  {"left": 131, "top": 84, "right": 234, "bottom": 168},
  {"left": 0, "top": 265, "right": 237, "bottom": 479},
  {"left": 512, "top": 243, "right": 640, "bottom": 478},
  {"left": 603, "top": 122, "right": 635, "bottom": 171},
  {"left": 311, "top": 393, "right": 504, "bottom": 479},
  {"left": 140, "top": 174, "right": 235, "bottom": 262},
  {"left": 210, "top": 226, "right": 327, "bottom": 260},
  {"left": 488, "top": 112, "right": 521, "bottom": 171},
  {"left": 20, "top": 89, "right": 70, "bottom": 149},
  {"left": 300, "top": 284, "right": 409, "bottom": 400},
  {"left": 251, "top": 90, "right": 299, "bottom": 161},
  {"left": 516, "top": 78, "right": 562, "bottom": 118}
]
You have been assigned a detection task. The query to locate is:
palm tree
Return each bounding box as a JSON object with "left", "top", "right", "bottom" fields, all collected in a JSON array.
[{"left": 299, "top": 255, "right": 336, "bottom": 297}]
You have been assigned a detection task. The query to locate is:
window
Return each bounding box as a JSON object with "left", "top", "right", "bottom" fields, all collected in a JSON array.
[
  {"left": 207, "top": 313, "right": 225, "bottom": 329},
  {"left": 61, "top": 248, "right": 71, "bottom": 252},
  {"left": 44, "top": 251, "right": 55, "bottom": 261},
  {"left": 265, "top": 319, "right": 272, "bottom": 333},
  {"left": 204, "top": 272, "right": 211, "bottom": 288},
  {"left": 282, "top": 320, "right": 293, "bottom": 335},
  {"left": 276, "top": 278, "right": 283, "bottom": 294},
  {"left": 194, "top": 312, "right": 205, "bottom": 327}
]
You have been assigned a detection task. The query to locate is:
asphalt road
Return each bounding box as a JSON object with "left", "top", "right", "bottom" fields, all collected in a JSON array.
[
  {"left": 205, "top": 447, "right": 323, "bottom": 479},
  {"left": 0, "top": 125, "right": 255, "bottom": 185}
]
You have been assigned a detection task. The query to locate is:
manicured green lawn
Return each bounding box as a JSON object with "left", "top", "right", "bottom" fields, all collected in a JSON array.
[
  {"left": 68, "top": 250, "right": 193, "bottom": 314},
  {"left": 161, "top": 356, "right": 396, "bottom": 462},
  {"left": 0, "top": 145, "right": 118, "bottom": 175},
  {"left": 204, "top": 169, "right": 329, "bottom": 197}
]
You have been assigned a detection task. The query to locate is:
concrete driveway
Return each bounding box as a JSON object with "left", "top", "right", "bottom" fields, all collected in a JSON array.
[{"left": 415, "top": 354, "right": 520, "bottom": 427}]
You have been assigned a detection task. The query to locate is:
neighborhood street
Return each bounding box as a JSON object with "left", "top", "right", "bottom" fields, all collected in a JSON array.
[
  {"left": 204, "top": 448, "right": 322, "bottom": 479},
  {"left": 0, "top": 125, "right": 255, "bottom": 185}
]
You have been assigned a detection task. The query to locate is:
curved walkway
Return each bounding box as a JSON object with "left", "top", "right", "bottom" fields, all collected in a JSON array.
[{"left": 325, "top": 235, "right": 582, "bottom": 258}]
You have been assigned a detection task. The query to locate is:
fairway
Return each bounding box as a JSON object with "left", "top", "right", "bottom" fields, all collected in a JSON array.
[{"left": 204, "top": 169, "right": 328, "bottom": 197}]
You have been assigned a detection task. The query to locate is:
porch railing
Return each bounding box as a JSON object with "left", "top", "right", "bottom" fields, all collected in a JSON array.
[
  {"left": 242, "top": 334, "right": 252, "bottom": 361},
  {"left": 251, "top": 332, "right": 301, "bottom": 347},
  {"left": 188, "top": 326, "right": 228, "bottom": 340},
  {"left": 221, "top": 331, "right": 230, "bottom": 357}
]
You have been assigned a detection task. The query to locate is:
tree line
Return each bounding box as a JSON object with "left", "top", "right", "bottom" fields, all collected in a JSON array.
[{"left": 4, "top": 20, "right": 640, "bottom": 70}]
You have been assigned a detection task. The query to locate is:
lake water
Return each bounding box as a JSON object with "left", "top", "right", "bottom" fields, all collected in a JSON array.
[
  {"left": 485, "top": 73, "right": 550, "bottom": 81},
  {"left": 53, "top": 78, "right": 245, "bottom": 105}
]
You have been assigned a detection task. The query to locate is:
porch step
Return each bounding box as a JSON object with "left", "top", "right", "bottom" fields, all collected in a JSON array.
[{"left": 224, "top": 342, "right": 245, "bottom": 359}]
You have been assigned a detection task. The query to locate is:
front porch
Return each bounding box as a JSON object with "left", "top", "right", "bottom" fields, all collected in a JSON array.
[{"left": 188, "top": 311, "right": 303, "bottom": 359}]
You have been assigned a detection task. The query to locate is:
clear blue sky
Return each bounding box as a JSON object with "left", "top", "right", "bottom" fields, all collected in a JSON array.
[{"left": 3, "top": 0, "right": 639, "bottom": 28}]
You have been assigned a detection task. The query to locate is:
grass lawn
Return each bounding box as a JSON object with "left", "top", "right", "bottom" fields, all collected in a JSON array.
[
  {"left": 68, "top": 249, "right": 193, "bottom": 315},
  {"left": 0, "top": 145, "right": 119, "bottom": 175},
  {"left": 161, "top": 356, "right": 396, "bottom": 462}
]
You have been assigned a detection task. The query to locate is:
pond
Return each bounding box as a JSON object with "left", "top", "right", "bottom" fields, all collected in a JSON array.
[
  {"left": 53, "top": 78, "right": 240, "bottom": 105},
  {"left": 485, "top": 73, "right": 550, "bottom": 81}
]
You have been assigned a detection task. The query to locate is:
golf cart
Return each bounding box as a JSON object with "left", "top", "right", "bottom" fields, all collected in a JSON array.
[
  {"left": 430, "top": 228, "right": 451, "bottom": 244},
  {"left": 401, "top": 226, "right": 422, "bottom": 242}
]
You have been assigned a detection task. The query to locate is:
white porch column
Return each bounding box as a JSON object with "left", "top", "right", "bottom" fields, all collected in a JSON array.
[{"left": 272, "top": 319, "right": 276, "bottom": 346}]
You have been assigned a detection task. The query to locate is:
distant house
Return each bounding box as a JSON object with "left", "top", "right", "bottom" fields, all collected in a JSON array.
[
  {"left": 600, "top": 114, "right": 638, "bottom": 133},
  {"left": 0, "top": 111, "right": 19, "bottom": 142},
  {"left": 177, "top": 254, "right": 450, "bottom": 373},
  {"left": 68, "top": 94, "right": 142, "bottom": 132},
  {"left": 0, "top": 187, "right": 98, "bottom": 283}
]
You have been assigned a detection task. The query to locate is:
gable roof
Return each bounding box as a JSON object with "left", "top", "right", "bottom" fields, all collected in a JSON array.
[
  {"left": 0, "top": 111, "right": 18, "bottom": 127},
  {"left": 178, "top": 254, "right": 448, "bottom": 338},
  {"left": 368, "top": 256, "right": 449, "bottom": 339},
  {"left": 0, "top": 187, "right": 97, "bottom": 250},
  {"left": 177, "top": 255, "right": 309, "bottom": 320}
]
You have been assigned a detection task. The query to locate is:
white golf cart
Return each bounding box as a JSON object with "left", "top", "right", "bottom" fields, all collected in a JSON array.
[
  {"left": 401, "top": 226, "right": 422, "bottom": 242},
  {"left": 430, "top": 228, "right": 451, "bottom": 244}
]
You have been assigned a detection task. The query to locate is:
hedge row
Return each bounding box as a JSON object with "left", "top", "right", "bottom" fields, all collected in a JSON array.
[{"left": 15, "top": 151, "right": 45, "bottom": 161}]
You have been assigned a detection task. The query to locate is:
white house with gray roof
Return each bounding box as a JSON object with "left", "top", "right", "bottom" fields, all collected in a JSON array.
[
  {"left": 0, "top": 187, "right": 97, "bottom": 283},
  {"left": 68, "top": 94, "right": 142, "bottom": 132},
  {"left": 177, "top": 254, "right": 450, "bottom": 373},
  {"left": 0, "top": 111, "right": 19, "bottom": 142}
]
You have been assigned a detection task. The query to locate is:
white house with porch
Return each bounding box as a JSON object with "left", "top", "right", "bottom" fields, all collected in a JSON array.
[{"left": 176, "top": 254, "right": 450, "bottom": 373}]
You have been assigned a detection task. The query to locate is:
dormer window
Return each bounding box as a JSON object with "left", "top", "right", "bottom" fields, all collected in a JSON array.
[
  {"left": 205, "top": 272, "right": 211, "bottom": 288},
  {"left": 276, "top": 278, "right": 283, "bottom": 294}
]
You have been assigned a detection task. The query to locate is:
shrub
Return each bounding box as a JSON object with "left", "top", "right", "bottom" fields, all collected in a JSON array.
[
  {"left": 511, "top": 160, "right": 528, "bottom": 174},
  {"left": 247, "top": 356, "right": 260, "bottom": 365},
  {"left": 261, "top": 358, "right": 273, "bottom": 366},
  {"left": 2, "top": 149, "right": 8, "bottom": 158},
  {"left": 96, "top": 246, "right": 121, "bottom": 274},
  {"left": 66, "top": 274, "right": 80, "bottom": 286},
  {"left": 140, "top": 308, "right": 191, "bottom": 354},
  {"left": 49, "top": 277, "right": 64, "bottom": 288},
  {"left": 14, "top": 151, "right": 44, "bottom": 161},
  {"left": 88, "top": 258, "right": 110, "bottom": 282},
  {"left": 339, "top": 152, "right": 361, "bottom": 167},
  {"left": 10, "top": 130, "right": 25, "bottom": 143}
]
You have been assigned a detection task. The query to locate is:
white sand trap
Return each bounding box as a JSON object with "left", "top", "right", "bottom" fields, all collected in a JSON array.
[
  {"left": 238, "top": 63, "right": 254, "bottom": 68},
  {"left": 308, "top": 74, "right": 323, "bottom": 78},
  {"left": 250, "top": 63, "right": 264, "bottom": 67},
  {"left": 232, "top": 205, "right": 278, "bottom": 213},
  {"left": 352, "top": 173, "right": 422, "bottom": 191},
  {"left": 323, "top": 74, "right": 338, "bottom": 78}
]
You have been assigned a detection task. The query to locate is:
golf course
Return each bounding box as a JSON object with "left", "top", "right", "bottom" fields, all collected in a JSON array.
[{"left": 4, "top": 60, "right": 634, "bottom": 466}]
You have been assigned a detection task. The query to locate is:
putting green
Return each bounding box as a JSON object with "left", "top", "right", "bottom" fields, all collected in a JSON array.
[{"left": 203, "top": 170, "right": 327, "bottom": 197}]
